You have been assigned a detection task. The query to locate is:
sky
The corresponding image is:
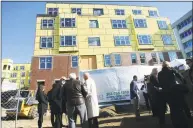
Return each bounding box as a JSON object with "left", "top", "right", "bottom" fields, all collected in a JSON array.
[{"left": 2, "top": 1, "right": 192, "bottom": 63}]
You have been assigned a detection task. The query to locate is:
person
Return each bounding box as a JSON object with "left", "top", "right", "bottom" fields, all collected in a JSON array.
[
  {"left": 158, "top": 61, "right": 189, "bottom": 128},
  {"left": 36, "top": 84, "right": 48, "bottom": 128},
  {"left": 130, "top": 75, "right": 140, "bottom": 119},
  {"left": 47, "top": 84, "right": 54, "bottom": 127},
  {"left": 183, "top": 58, "right": 193, "bottom": 116},
  {"left": 83, "top": 73, "right": 99, "bottom": 128},
  {"left": 60, "top": 77, "right": 68, "bottom": 127},
  {"left": 51, "top": 83, "right": 63, "bottom": 128},
  {"left": 64, "top": 73, "right": 88, "bottom": 128},
  {"left": 141, "top": 75, "right": 151, "bottom": 112}
]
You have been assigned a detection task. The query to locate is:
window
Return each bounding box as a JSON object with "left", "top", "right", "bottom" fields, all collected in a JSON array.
[
  {"left": 14, "top": 66, "right": 18, "bottom": 70},
  {"left": 60, "top": 18, "right": 76, "bottom": 28},
  {"left": 104, "top": 55, "right": 111, "bottom": 67},
  {"left": 12, "top": 80, "right": 16, "bottom": 83},
  {"left": 168, "top": 52, "right": 177, "bottom": 61},
  {"left": 111, "top": 20, "right": 127, "bottom": 29},
  {"left": 8, "top": 65, "right": 10, "bottom": 70},
  {"left": 47, "top": 8, "right": 58, "bottom": 15},
  {"left": 148, "top": 10, "right": 158, "bottom": 17},
  {"left": 21, "top": 80, "right": 25, "bottom": 85},
  {"left": 89, "top": 20, "right": 99, "bottom": 28},
  {"left": 114, "top": 36, "right": 130, "bottom": 46},
  {"left": 157, "top": 21, "right": 168, "bottom": 29},
  {"left": 114, "top": 54, "right": 121, "bottom": 66},
  {"left": 71, "top": 56, "right": 78, "bottom": 68},
  {"left": 151, "top": 53, "right": 157, "bottom": 63},
  {"left": 180, "top": 27, "right": 193, "bottom": 39},
  {"left": 40, "top": 37, "right": 53, "bottom": 48},
  {"left": 177, "top": 16, "right": 192, "bottom": 30},
  {"left": 20, "top": 66, "right": 25, "bottom": 70},
  {"left": 3, "top": 65, "right": 7, "bottom": 70},
  {"left": 186, "top": 51, "right": 193, "bottom": 58},
  {"left": 115, "top": 9, "right": 125, "bottom": 15},
  {"left": 162, "top": 35, "right": 173, "bottom": 45},
  {"left": 41, "top": 19, "right": 54, "bottom": 29},
  {"left": 138, "top": 35, "right": 152, "bottom": 44},
  {"left": 71, "top": 8, "right": 81, "bottom": 15},
  {"left": 131, "top": 54, "right": 137, "bottom": 64},
  {"left": 134, "top": 19, "right": 147, "bottom": 28},
  {"left": 140, "top": 53, "right": 146, "bottom": 64},
  {"left": 11, "top": 73, "right": 17, "bottom": 78},
  {"left": 183, "top": 40, "right": 192, "bottom": 49},
  {"left": 93, "top": 9, "right": 104, "bottom": 16},
  {"left": 158, "top": 52, "right": 164, "bottom": 62},
  {"left": 88, "top": 37, "right": 100, "bottom": 46},
  {"left": 60, "top": 36, "right": 76, "bottom": 46},
  {"left": 132, "top": 10, "right": 142, "bottom": 15},
  {"left": 39, "top": 57, "right": 52, "bottom": 69},
  {"left": 21, "top": 72, "right": 25, "bottom": 77}
]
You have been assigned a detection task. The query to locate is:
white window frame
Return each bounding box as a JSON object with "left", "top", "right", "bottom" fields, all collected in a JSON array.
[
  {"left": 40, "top": 36, "right": 53, "bottom": 48},
  {"left": 138, "top": 35, "right": 152, "bottom": 45},
  {"left": 71, "top": 56, "right": 78, "bottom": 68},
  {"left": 140, "top": 53, "right": 146, "bottom": 64},
  {"left": 158, "top": 52, "right": 164, "bottom": 62},
  {"left": 41, "top": 19, "right": 54, "bottom": 29},
  {"left": 47, "top": 8, "right": 58, "bottom": 15},
  {"left": 21, "top": 72, "right": 25, "bottom": 77},
  {"left": 114, "top": 36, "right": 130, "bottom": 46},
  {"left": 71, "top": 8, "right": 82, "bottom": 15},
  {"left": 93, "top": 8, "right": 104, "bottom": 16},
  {"left": 157, "top": 21, "right": 168, "bottom": 29},
  {"left": 151, "top": 53, "right": 158, "bottom": 63},
  {"left": 132, "top": 10, "right": 142, "bottom": 15},
  {"left": 60, "top": 36, "right": 76, "bottom": 46},
  {"left": 89, "top": 20, "right": 99, "bottom": 28},
  {"left": 134, "top": 19, "right": 147, "bottom": 28},
  {"left": 104, "top": 54, "right": 111, "bottom": 67},
  {"left": 168, "top": 52, "right": 177, "bottom": 61},
  {"left": 39, "top": 56, "right": 53, "bottom": 69},
  {"left": 148, "top": 10, "right": 158, "bottom": 17},
  {"left": 60, "top": 18, "right": 76, "bottom": 28},
  {"left": 114, "top": 54, "right": 121, "bottom": 66},
  {"left": 115, "top": 9, "right": 125, "bottom": 15},
  {"left": 162, "top": 35, "right": 173, "bottom": 45},
  {"left": 88, "top": 37, "right": 100, "bottom": 46},
  {"left": 111, "top": 20, "right": 127, "bottom": 29},
  {"left": 131, "top": 53, "right": 137, "bottom": 64}
]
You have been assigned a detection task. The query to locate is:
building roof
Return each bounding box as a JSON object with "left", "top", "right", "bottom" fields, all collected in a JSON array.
[
  {"left": 36, "top": 14, "right": 57, "bottom": 17},
  {"left": 172, "top": 9, "right": 192, "bottom": 28},
  {"left": 46, "top": 2, "right": 157, "bottom": 8}
]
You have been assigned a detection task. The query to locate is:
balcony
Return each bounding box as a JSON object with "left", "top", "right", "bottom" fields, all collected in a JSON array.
[{"left": 59, "top": 46, "right": 79, "bottom": 52}]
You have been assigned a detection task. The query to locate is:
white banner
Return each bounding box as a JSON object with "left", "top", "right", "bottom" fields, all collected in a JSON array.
[{"left": 80, "top": 66, "right": 161, "bottom": 103}]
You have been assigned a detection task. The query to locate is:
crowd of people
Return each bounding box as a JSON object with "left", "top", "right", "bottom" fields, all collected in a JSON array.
[
  {"left": 36, "top": 73, "right": 99, "bottom": 128},
  {"left": 35, "top": 57, "right": 193, "bottom": 128},
  {"left": 130, "top": 59, "right": 193, "bottom": 128}
]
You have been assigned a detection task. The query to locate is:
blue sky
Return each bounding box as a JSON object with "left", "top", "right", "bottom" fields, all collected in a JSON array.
[{"left": 2, "top": 2, "right": 192, "bottom": 63}]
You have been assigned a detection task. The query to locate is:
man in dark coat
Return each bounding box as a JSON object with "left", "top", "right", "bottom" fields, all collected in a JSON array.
[
  {"left": 51, "top": 83, "right": 63, "bottom": 128},
  {"left": 36, "top": 84, "right": 48, "bottom": 128},
  {"left": 158, "top": 61, "right": 189, "bottom": 128},
  {"left": 64, "top": 73, "right": 88, "bottom": 128}
]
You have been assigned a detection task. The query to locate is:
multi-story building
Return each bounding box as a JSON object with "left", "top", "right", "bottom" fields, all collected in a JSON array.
[
  {"left": 1, "top": 59, "right": 31, "bottom": 88},
  {"left": 31, "top": 3, "right": 183, "bottom": 91},
  {"left": 172, "top": 10, "right": 192, "bottom": 58},
  {"left": 10, "top": 63, "right": 31, "bottom": 88}
]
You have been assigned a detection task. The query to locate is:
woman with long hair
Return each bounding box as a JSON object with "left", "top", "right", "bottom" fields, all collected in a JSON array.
[{"left": 36, "top": 84, "right": 48, "bottom": 128}]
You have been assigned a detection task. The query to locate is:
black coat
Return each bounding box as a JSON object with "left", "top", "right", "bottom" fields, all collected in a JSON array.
[
  {"left": 36, "top": 90, "right": 48, "bottom": 114},
  {"left": 51, "top": 83, "right": 62, "bottom": 114}
]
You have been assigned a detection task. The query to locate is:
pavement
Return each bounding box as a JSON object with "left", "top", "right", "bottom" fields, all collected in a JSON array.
[{"left": 2, "top": 112, "right": 193, "bottom": 128}]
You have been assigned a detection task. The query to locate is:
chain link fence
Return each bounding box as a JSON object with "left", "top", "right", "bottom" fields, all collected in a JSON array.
[{"left": 1, "top": 90, "right": 20, "bottom": 128}]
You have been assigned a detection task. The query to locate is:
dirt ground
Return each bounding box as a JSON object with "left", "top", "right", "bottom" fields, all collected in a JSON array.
[{"left": 2, "top": 112, "right": 193, "bottom": 128}]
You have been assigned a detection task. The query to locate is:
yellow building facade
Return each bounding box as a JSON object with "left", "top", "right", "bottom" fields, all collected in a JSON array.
[
  {"left": 2, "top": 59, "right": 31, "bottom": 88},
  {"left": 34, "top": 3, "right": 178, "bottom": 70}
]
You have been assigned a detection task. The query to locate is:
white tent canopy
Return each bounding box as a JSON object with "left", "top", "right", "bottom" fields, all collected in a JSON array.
[{"left": 170, "top": 59, "right": 189, "bottom": 70}]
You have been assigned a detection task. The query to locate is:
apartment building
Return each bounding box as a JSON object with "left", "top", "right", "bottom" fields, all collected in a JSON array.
[
  {"left": 172, "top": 10, "right": 192, "bottom": 58},
  {"left": 2, "top": 59, "right": 31, "bottom": 88},
  {"left": 31, "top": 3, "right": 182, "bottom": 90}
]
